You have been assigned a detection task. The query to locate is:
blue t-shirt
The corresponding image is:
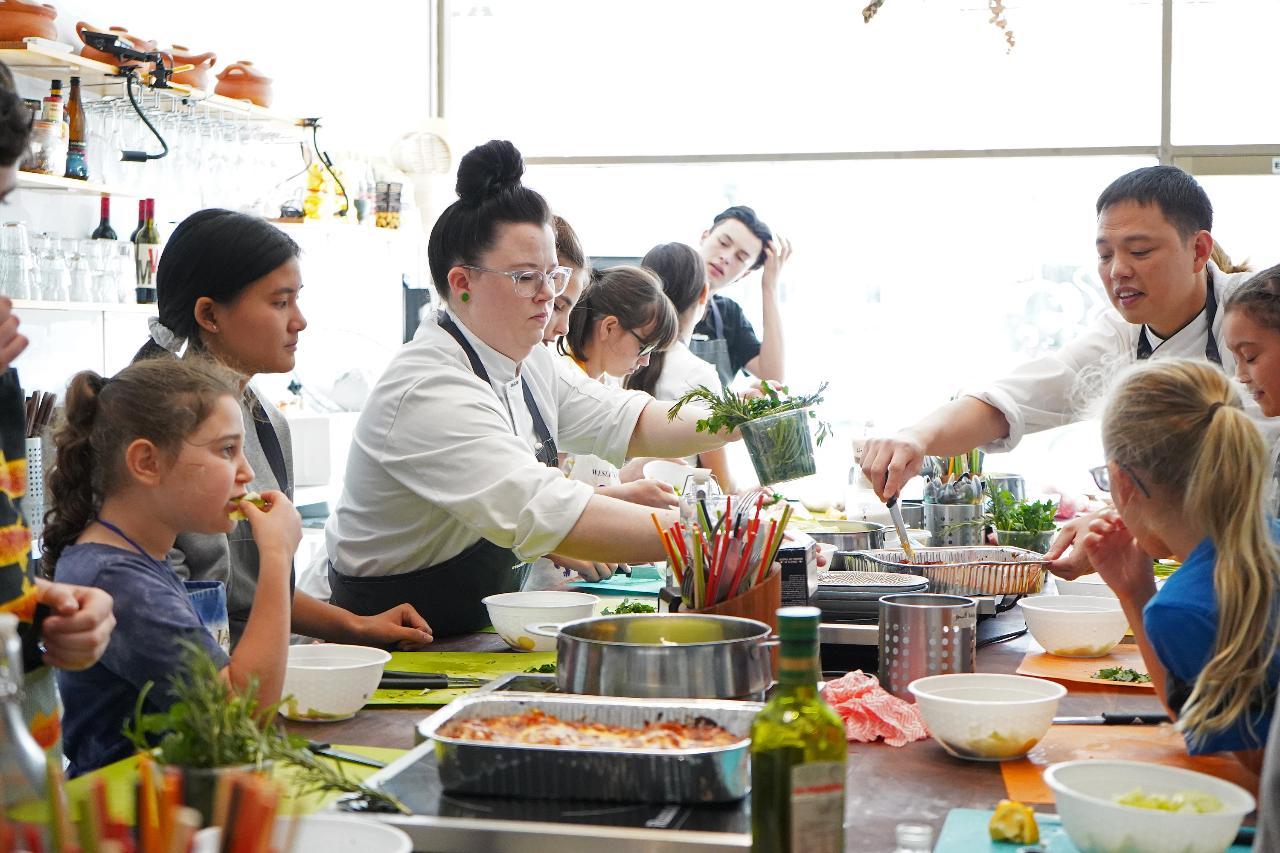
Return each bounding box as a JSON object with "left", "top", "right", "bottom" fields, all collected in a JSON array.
[
  {"left": 1144, "top": 532, "right": 1279, "bottom": 754},
  {"left": 54, "top": 543, "right": 230, "bottom": 777}
]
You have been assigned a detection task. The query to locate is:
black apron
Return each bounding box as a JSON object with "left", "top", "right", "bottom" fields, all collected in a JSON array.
[
  {"left": 1135, "top": 273, "right": 1221, "bottom": 366},
  {"left": 689, "top": 297, "right": 735, "bottom": 388},
  {"left": 328, "top": 312, "right": 555, "bottom": 636}
]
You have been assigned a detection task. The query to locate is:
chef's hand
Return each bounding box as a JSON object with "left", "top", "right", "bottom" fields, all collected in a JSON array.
[
  {"left": 36, "top": 580, "right": 115, "bottom": 671},
  {"left": 1045, "top": 509, "right": 1107, "bottom": 580},
  {"left": 354, "top": 604, "right": 433, "bottom": 650},
  {"left": 240, "top": 490, "right": 302, "bottom": 570},
  {"left": 0, "top": 297, "right": 28, "bottom": 371},
  {"left": 601, "top": 478, "right": 678, "bottom": 510},
  {"left": 760, "top": 236, "right": 792, "bottom": 293},
  {"left": 857, "top": 433, "right": 925, "bottom": 502},
  {"left": 1080, "top": 509, "right": 1157, "bottom": 602},
  {"left": 553, "top": 555, "right": 621, "bottom": 582}
]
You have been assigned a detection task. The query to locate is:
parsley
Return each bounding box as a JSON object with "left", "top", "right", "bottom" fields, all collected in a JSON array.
[
  {"left": 666, "top": 381, "right": 831, "bottom": 445},
  {"left": 987, "top": 488, "right": 1058, "bottom": 533},
  {"left": 601, "top": 598, "right": 657, "bottom": 615},
  {"left": 1093, "top": 666, "right": 1152, "bottom": 684},
  {"left": 523, "top": 663, "right": 557, "bottom": 673}
]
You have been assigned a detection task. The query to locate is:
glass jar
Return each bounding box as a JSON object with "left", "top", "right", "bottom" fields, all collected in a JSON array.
[{"left": 25, "top": 119, "right": 66, "bottom": 177}]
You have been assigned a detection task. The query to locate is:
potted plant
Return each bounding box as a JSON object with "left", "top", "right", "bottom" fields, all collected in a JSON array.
[
  {"left": 126, "top": 641, "right": 405, "bottom": 825},
  {"left": 986, "top": 487, "right": 1058, "bottom": 554},
  {"left": 668, "top": 381, "right": 831, "bottom": 486}
]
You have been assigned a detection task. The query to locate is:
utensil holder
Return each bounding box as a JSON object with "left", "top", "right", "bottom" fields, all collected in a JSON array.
[
  {"left": 924, "top": 502, "right": 983, "bottom": 547},
  {"left": 23, "top": 438, "right": 42, "bottom": 542},
  {"left": 878, "top": 593, "right": 977, "bottom": 700},
  {"left": 984, "top": 473, "right": 1026, "bottom": 502}
]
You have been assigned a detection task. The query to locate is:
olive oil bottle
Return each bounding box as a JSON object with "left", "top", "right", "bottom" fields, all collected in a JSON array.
[{"left": 751, "top": 606, "right": 846, "bottom": 853}]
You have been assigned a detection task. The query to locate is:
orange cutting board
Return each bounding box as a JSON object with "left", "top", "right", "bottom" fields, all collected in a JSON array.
[
  {"left": 1000, "top": 724, "right": 1258, "bottom": 803},
  {"left": 1016, "top": 641, "right": 1154, "bottom": 691}
]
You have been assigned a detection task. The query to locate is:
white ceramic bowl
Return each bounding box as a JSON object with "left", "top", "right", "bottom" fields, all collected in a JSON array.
[
  {"left": 482, "top": 590, "right": 599, "bottom": 652},
  {"left": 279, "top": 643, "right": 391, "bottom": 722},
  {"left": 1019, "top": 594, "right": 1129, "bottom": 657},
  {"left": 641, "top": 459, "right": 709, "bottom": 495},
  {"left": 908, "top": 673, "right": 1065, "bottom": 761},
  {"left": 194, "top": 814, "right": 412, "bottom": 853},
  {"left": 1044, "top": 759, "right": 1255, "bottom": 853},
  {"left": 1055, "top": 574, "right": 1118, "bottom": 598}
]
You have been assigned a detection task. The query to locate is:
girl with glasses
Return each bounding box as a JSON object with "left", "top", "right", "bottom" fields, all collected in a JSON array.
[
  {"left": 1083, "top": 357, "right": 1280, "bottom": 772},
  {"left": 324, "top": 140, "right": 740, "bottom": 634}
]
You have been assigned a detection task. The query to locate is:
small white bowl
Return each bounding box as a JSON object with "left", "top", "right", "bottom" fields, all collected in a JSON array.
[
  {"left": 1055, "top": 574, "right": 1118, "bottom": 598},
  {"left": 482, "top": 590, "right": 599, "bottom": 652},
  {"left": 1019, "top": 594, "right": 1128, "bottom": 657},
  {"left": 908, "top": 673, "right": 1065, "bottom": 761},
  {"left": 641, "top": 460, "right": 709, "bottom": 495},
  {"left": 1045, "top": 759, "right": 1255, "bottom": 853},
  {"left": 194, "top": 814, "right": 412, "bottom": 853},
  {"left": 279, "top": 643, "right": 391, "bottom": 722}
]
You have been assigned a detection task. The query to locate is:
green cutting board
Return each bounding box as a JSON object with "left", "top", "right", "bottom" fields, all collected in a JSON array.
[
  {"left": 367, "top": 650, "right": 557, "bottom": 706},
  {"left": 935, "top": 808, "right": 1252, "bottom": 852},
  {"left": 8, "top": 745, "right": 404, "bottom": 825}
]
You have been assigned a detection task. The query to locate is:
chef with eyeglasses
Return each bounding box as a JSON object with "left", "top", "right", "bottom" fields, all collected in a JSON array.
[{"left": 322, "top": 140, "right": 738, "bottom": 638}]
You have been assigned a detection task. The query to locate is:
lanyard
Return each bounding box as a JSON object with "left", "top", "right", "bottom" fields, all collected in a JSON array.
[
  {"left": 1136, "top": 271, "right": 1222, "bottom": 365},
  {"left": 436, "top": 311, "right": 559, "bottom": 469},
  {"left": 94, "top": 518, "right": 170, "bottom": 574}
]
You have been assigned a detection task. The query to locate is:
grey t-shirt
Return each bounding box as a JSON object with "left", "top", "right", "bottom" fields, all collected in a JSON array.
[{"left": 169, "top": 385, "right": 294, "bottom": 645}]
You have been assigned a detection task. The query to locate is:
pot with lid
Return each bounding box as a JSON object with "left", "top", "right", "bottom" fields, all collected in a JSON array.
[
  {"left": 0, "top": 1, "right": 57, "bottom": 42},
  {"left": 529, "top": 613, "right": 774, "bottom": 700}
]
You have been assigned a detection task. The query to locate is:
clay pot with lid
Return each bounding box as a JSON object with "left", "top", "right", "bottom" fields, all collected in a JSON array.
[
  {"left": 166, "top": 44, "right": 217, "bottom": 90},
  {"left": 214, "top": 60, "right": 273, "bottom": 108},
  {"left": 0, "top": 0, "right": 57, "bottom": 43},
  {"left": 76, "top": 23, "right": 157, "bottom": 71}
]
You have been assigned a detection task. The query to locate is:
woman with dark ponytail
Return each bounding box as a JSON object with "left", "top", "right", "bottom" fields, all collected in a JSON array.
[
  {"left": 324, "top": 139, "right": 738, "bottom": 636},
  {"left": 135, "top": 209, "right": 431, "bottom": 650},
  {"left": 45, "top": 358, "right": 301, "bottom": 775}
]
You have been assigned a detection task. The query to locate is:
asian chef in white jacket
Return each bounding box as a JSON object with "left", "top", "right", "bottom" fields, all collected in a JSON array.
[
  {"left": 323, "top": 140, "right": 733, "bottom": 637},
  {"left": 858, "top": 166, "right": 1263, "bottom": 574}
]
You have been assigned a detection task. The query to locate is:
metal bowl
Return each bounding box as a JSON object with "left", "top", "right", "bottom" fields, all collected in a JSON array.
[{"left": 802, "top": 520, "right": 886, "bottom": 552}]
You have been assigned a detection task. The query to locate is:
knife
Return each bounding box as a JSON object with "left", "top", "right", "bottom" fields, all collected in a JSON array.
[
  {"left": 1052, "top": 712, "right": 1171, "bottom": 725},
  {"left": 885, "top": 495, "right": 915, "bottom": 559},
  {"left": 306, "top": 741, "right": 387, "bottom": 769}
]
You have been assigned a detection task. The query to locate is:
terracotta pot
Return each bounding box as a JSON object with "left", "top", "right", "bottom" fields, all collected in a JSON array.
[
  {"left": 166, "top": 43, "right": 217, "bottom": 90},
  {"left": 0, "top": 0, "right": 57, "bottom": 43},
  {"left": 76, "top": 22, "right": 156, "bottom": 70},
  {"left": 214, "top": 59, "right": 273, "bottom": 108}
]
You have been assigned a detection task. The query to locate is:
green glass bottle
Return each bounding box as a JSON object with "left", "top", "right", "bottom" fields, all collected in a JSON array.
[{"left": 751, "top": 606, "right": 846, "bottom": 853}]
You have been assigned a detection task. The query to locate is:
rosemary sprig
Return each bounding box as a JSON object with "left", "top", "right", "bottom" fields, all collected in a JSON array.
[{"left": 273, "top": 741, "right": 410, "bottom": 815}]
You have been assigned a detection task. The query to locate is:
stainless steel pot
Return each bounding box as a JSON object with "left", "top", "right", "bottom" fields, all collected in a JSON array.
[
  {"left": 803, "top": 520, "right": 886, "bottom": 552},
  {"left": 528, "top": 613, "right": 774, "bottom": 700}
]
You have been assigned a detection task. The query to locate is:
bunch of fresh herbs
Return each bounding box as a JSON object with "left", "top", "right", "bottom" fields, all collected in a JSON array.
[
  {"left": 667, "top": 380, "right": 831, "bottom": 443},
  {"left": 986, "top": 488, "right": 1057, "bottom": 533},
  {"left": 1093, "top": 666, "right": 1151, "bottom": 684},
  {"left": 601, "top": 598, "right": 656, "bottom": 615}
]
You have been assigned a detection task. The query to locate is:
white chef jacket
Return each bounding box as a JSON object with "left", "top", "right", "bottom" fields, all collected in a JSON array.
[
  {"left": 964, "top": 262, "right": 1272, "bottom": 452},
  {"left": 654, "top": 341, "right": 725, "bottom": 468},
  {"left": 558, "top": 354, "right": 623, "bottom": 489},
  {"left": 325, "top": 311, "right": 652, "bottom": 577}
]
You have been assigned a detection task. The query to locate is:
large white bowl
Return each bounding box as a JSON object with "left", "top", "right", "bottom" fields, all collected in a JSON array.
[
  {"left": 1044, "top": 759, "right": 1255, "bottom": 853},
  {"left": 1019, "top": 594, "right": 1128, "bottom": 657},
  {"left": 1055, "top": 574, "right": 1118, "bottom": 598},
  {"left": 194, "top": 814, "right": 412, "bottom": 853},
  {"left": 482, "top": 590, "right": 599, "bottom": 652},
  {"left": 908, "top": 673, "right": 1065, "bottom": 761},
  {"left": 641, "top": 459, "right": 709, "bottom": 495},
  {"left": 279, "top": 643, "right": 391, "bottom": 722}
]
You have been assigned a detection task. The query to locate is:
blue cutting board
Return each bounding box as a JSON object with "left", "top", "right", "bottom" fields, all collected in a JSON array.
[
  {"left": 935, "top": 808, "right": 1252, "bottom": 852},
  {"left": 568, "top": 563, "right": 664, "bottom": 596}
]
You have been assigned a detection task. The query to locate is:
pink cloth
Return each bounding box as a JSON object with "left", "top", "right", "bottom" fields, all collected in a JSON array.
[{"left": 820, "top": 670, "right": 929, "bottom": 747}]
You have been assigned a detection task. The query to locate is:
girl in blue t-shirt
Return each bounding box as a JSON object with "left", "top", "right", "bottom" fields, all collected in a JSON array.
[
  {"left": 1084, "top": 357, "right": 1280, "bottom": 771},
  {"left": 41, "top": 357, "right": 300, "bottom": 775}
]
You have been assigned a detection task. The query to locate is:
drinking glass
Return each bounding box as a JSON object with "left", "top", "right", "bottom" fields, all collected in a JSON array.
[{"left": 36, "top": 233, "right": 70, "bottom": 302}]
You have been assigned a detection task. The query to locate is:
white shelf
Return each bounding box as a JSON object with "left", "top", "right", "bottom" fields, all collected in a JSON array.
[
  {"left": 13, "top": 299, "right": 155, "bottom": 314},
  {"left": 16, "top": 170, "right": 138, "bottom": 197}
]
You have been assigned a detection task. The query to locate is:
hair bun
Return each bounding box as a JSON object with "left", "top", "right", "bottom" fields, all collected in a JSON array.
[{"left": 455, "top": 140, "right": 525, "bottom": 204}]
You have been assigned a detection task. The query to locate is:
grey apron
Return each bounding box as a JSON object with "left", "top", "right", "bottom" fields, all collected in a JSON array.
[
  {"left": 689, "top": 297, "right": 735, "bottom": 388},
  {"left": 328, "top": 312, "right": 554, "bottom": 637}
]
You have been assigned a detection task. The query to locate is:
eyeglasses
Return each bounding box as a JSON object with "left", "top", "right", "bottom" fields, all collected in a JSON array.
[
  {"left": 1089, "top": 463, "right": 1151, "bottom": 498},
  {"left": 626, "top": 328, "right": 659, "bottom": 357},
  {"left": 462, "top": 265, "right": 573, "bottom": 298}
]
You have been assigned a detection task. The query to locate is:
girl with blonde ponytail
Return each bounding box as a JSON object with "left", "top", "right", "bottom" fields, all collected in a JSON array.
[{"left": 1084, "top": 357, "right": 1280, "bottom": 768}]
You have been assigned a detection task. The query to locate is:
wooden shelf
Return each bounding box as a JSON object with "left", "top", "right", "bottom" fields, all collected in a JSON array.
[
  {"left": 13, "top": 299, "right": 155, "bottom": 315},
  {"left": 15, "top": 170, "right": 138, "bottom": 197}
]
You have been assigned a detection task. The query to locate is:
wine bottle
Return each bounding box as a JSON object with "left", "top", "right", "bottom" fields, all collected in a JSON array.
[
  {"left": 63, "top": 77, "right": 87, "bottom": 179},
  {"left": 39, "top": 79, "right": 62, "bottom": 127},
  {"left": 134, "top": 199, "right": 160, "bottom": 304},
  {"left": 91, "top": 195, "right": 117, "bottom": 240},
  {"left": 750, "top": 606, "right": 846, "bottom": 853},
  {"left": 128, "top": 199, "right": 146, "bottom": 244}
]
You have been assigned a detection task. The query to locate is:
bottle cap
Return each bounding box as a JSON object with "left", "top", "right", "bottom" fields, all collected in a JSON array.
[{"left": 776, "top": 606, "right": 820, "bottom": 642}]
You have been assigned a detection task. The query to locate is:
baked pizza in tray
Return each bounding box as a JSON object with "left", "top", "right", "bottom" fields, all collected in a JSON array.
[{"left": 436, "top": 708, "right": 743, "bottom": 750}]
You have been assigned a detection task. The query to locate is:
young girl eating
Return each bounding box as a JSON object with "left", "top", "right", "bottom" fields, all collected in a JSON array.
[
  {"left": 1084, "top": 357, "right": 1280, "bottom": 770},
  {"left": 43, "top": 358, "right": 300, "bottom": 775}
]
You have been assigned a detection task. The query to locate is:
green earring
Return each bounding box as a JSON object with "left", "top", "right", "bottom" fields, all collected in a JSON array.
[{"left": 460, "top": 292, "right": 470, "bottom": 302}]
